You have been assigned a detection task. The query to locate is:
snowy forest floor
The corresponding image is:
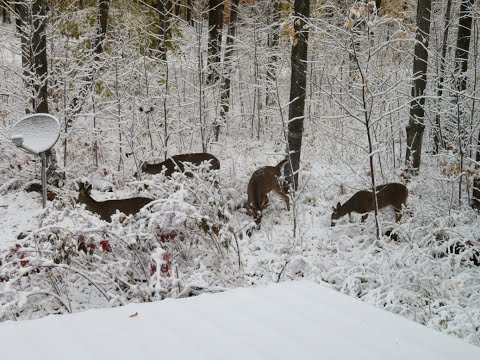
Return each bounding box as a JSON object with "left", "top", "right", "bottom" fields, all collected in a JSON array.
[{"left": 1, "top": 138, "right": 480, "bottom": 346}]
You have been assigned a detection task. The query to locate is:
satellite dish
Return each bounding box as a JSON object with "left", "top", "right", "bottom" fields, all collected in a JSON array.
[
  {"left": 11, "top": 113, "right": 61, "bottom": 209},
  {"left": 11, "top": 113, "right": 60, "bottom": 155}
]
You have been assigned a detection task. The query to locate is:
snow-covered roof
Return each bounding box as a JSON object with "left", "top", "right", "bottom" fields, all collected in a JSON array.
[{"left": 0, "top": 281, "right": 478, "bottom": 359}]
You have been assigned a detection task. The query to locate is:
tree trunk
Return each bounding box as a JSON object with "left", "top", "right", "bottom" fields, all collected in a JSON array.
[
  {"left": 433, "top": 0, "right": 452, "bottom": 153},
  {"left": 156, "top": 0, "right": 171, "bottom": 61},
  {"left": 2, "top": 0, "right": 11, "bottom": 23},
  {"left": 31, "top": 0, "right": 48, "bottom": 114},
  {"left": 450, "top": 0, "right": 479, "bottom": 209},
  {"left": 285, "top": 0, "right": 310, "bottom": 190},
  {"left": 266, "top": 0, "right": 280, "bottom": 106},
  {"left": 207, "top": 0, "right": 222, "bottom": 85},
  {"left": 217, "top": 0, "right": 239, "bottom": 141},
  {"left": 94, "top": 0, "right": 110, "bottom": 59},
  {"left": 454, "top": 0, "right": 474, "bottom": 93},
  {"left": 473, "top": 129, "right": 480, "bottom": 210},
  {"left": 186, "top": 0, "right": 192, "bottom": 26},
  {"left": 405, "top": 0, "right": 431, "bottom": 172}
]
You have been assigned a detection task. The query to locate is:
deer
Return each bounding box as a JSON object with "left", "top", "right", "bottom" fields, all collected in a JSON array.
[
  {"left": 331, "top": 183, "right": 408, "bottom": 226},
  {"left": 246, "top": 159, "right": 290, "bottom": 223},
  {"left": 134, "top": 153, "right": 220, "bottom": 179},
  {"left": 76, "top": 182, "right": 154, "bottom": 222}
]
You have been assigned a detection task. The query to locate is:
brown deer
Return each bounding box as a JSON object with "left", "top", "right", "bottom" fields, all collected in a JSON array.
[
  {"left": 77, "top": 182, "right": 153, "bottom": 222},
  {"left": 134, "top": 153, "right": 220, "bottom": 178},
  {"left": 331, "top": 183, "right": 408, "bottom": 226},
  {"left": 246, "top": 159, "right": 290, "bottom": 222}
]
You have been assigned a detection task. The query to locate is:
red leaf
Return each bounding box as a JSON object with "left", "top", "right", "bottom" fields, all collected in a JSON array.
[{"left": 100, "top": 240, "right": 111, "bottom": 252}]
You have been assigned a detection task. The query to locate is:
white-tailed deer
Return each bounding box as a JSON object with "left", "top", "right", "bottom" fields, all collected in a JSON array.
[
  {"left": 246, "top": 159, "right": 290, "bottom": 222},
  {"left": 77, "top": 182, "right": 153, "bottom": 222},
  {"left": 134, "top": 153, "right": 220, "bottom": 178},
  {"left": 331, "top": 183, "right": 408, "bottom": 226}
]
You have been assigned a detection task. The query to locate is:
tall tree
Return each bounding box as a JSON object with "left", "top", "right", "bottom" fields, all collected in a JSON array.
[
  {"left": 217, "top": 0, "right": 240, "bottom": 141},
  {"left": 266, "top": 0, "right": 280, "bottom": 106},
  {"left": 156, "top": 0, "right": 171, "bottom": 61},
  {"left": 206, "top": 0, "right": 222, "bottom": 85},
  {"left": 14, "top": 1, "right": 32, "bottom": 112},
  {"left": 433, "top": 0, "right": 452, "bottom": 153},
  {"left": 31, "top": 0, "right": 48, "bottom": 114},
  {"left": 405, "top": 0, "right": 432, "bottom": 172},
  {"left": 1, "top": 0, "right": 11, "bottom": 23},
  {"left": 454, "top": 0, "right": 474, "bottom": 94},
  {"left": 452, "top": 0, "right": 480, "bottom": 209},
  {"left": 94, "top": 0, "right": 110, "bottom": 60},
  {"left": 285, "top": 0, "right": 310, "bottom": 190}
]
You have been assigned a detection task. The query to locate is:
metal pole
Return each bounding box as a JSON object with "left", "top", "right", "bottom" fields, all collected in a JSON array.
[{"left": 41, "top": 152, "right": 47, "bottom": 208}]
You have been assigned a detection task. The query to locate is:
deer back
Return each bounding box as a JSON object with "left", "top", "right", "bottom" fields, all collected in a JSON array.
[
  {"left": 139, "top": 153, "right": 220, "bottom": 177},
  {"left": 332, "top": 183, "right": 408, "bottom": 221},
  {"left": 77, "top": 183, "right": 153, "bottom": 222}
]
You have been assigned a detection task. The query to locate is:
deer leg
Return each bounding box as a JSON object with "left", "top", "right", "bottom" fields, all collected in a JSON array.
[
  {"left": 394, "top": 207, "right": 402, "bottom": 222},
  {"left": 273, "top": 181, "right": 290, "bottom": 211},
  {"left": 361, "top": 213, "right": 368, "bottom": 222},
  {"left": 261, "top": 194, "right": 270, "bottom": 209}
]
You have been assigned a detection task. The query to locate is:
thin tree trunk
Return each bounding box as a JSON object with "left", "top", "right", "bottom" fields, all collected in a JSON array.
[
  {"left": 285, "top": 0, "right": 310, "bottom": 190},
  {"left": 405, "top": 0, "right": 432, "bottom": 172},
  {"left": 433, "top": 0, "right": 452, "bottom": 153},
  {"left": 94, "top": 0, "right": 109, "bottom": 59},
  {"left": 454, "top": 0, "right": 474, "bottom": 206},
  {"left": 454, "top": 0, "right": 474, "bottom": 92},
  {"left": 2, "top": 0, "right": 11, "bottom": 23},
  {"left": 15, "top": 1, "right": 32, "bottom": 113},
  {"left": 217, "top": 0, "right": 239, "bottom": 141},
  {"left": 207, "top": 0, "right": 222, "bottom": 85},
  {"left": 266, "top": 0, "right": 280, "bottom": 106},
  {"left": 156, "top": 0, "right": 171, "bottom": 61},
  {"left": 473, "top": 129, "right": 480, "bottom": 209},
  {"left": 186, "top": 0, "right": 192, "bottom": 26},
  {"left": 31, "top": 0, "right": 48, "bottom": 114}
]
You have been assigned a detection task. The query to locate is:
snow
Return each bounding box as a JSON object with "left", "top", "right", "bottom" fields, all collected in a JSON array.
[
  {"left": 0, "top": 191, "right": 41, "bottom": 244},
  {"left": 11, "top": 114, "right": 60, "bottom": 155},
  {"left": 1, "top": 2, "right": 480, "bottom": 354},
  {"left": 0, "top": 281, "right": 478, "bottom": 360}
]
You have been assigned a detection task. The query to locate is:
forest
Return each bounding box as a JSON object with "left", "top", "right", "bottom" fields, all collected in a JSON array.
[{"left": 0, "top": 0, "right": 479, "bottom": 346}]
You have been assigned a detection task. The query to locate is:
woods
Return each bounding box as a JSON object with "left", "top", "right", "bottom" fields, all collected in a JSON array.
[{"left": 0, "top": 0, "right": 480, "bottom": 346}]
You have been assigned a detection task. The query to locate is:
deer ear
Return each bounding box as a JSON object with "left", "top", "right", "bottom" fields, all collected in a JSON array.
[
  {"left": 332, "top": 206, "right": 336, "bottom": 212},
  {"left": 336, "top": 202, "right": 341, "bottom": 210}
]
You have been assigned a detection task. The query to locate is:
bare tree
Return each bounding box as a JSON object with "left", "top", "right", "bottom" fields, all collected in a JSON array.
[
  {"left": 1, "top": 0, "right": 11, "bottom": 23},
  {"left": 285, "top": 0, "right": 310, "bottom": 190},
  {"left": 266, "top": 0, "right": 280, "bottom": 107},
  {"left": 405, "top": 0, "right": 432, "bottom": 173},
  {"left": 207, "top": 0, "right": 222, "bottom": 85},
  {"left": 94, "top": 0, "right": 110, "bottom": 60},
  {"left": 433, "top": 0, "right": 452, "bottom": 153},
  {"left": 217, "top": 0, "right": 240, "bottom": 141},
  {"left": 156, "top": 0, "right": 171, "bottom": 61}
]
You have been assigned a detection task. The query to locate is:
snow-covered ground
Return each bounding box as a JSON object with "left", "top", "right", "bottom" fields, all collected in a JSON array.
[{"left": 0, "top": 280, "right": 478, "bottom": 360}]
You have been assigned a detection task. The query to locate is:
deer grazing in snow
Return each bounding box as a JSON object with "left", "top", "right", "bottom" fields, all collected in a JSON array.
[
  {"left": 77, "top": 182, "right": 153, "bottom": 222},
  {"left": 246, "top": 159, "right": 290, "bottom": 223},
  {"left": 331, "top": 183, "right": 408, "bottom": 226},
  {"left": 134, "top": 153, "right": 220, "bottom": 178}
]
